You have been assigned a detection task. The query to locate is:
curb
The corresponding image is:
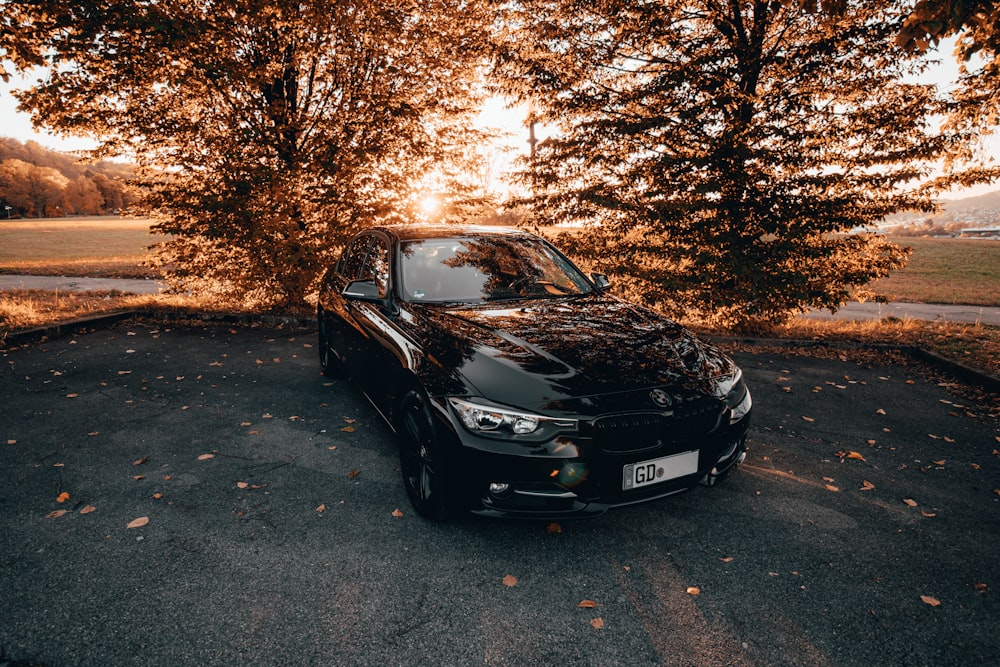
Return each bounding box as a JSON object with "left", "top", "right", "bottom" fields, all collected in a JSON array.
[{"left": 3, "top": 311, "right": 998, "bottom": 396}]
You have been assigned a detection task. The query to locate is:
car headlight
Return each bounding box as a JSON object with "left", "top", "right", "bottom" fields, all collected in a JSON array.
[
  {"left": 721, "top": 369, "right": 752, "bottom": 425},
  {"left": 448, "top": 397, "right": 577, "bottom": 438}
]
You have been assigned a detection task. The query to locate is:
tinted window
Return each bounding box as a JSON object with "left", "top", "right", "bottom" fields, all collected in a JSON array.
[
  {"left": 338, "top": 236, "right": 373, "bottom": 280},
  {"left": 399, "top": 235, "right": 592, "bottom": 304},
  {"left": 359, "top": 237, "right": 390, "bottom": 298}
]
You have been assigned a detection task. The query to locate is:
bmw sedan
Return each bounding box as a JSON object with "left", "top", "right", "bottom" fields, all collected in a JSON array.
[{"left": 317, "top": 224, "right": 751, "bottom": 520}]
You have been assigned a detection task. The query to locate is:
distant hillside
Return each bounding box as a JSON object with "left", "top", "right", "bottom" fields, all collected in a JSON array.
[{"left": 0, "top": 137, "right": 134, "bottom": 182}]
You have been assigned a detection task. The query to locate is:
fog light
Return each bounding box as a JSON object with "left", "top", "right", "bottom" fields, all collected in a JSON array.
[{"left": 488, "top": 482, "right": 510, "bottom": 495}]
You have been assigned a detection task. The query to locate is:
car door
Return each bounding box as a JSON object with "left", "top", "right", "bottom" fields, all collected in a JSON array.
[{"left": 335, "top": 234, "right": 406, "bottom": 415}]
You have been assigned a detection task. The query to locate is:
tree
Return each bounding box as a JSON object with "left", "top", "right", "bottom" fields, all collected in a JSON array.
[
  {"left": 898, "top": 1, "right": 1000, "bottom": 188},
  {"left": 63, "top": 175, "right": 104, "bottom": 215},
  {"left": 5, "top": 0, "right": 492, "bottom": 307},
  {"left": 492, "top": 0, "right": 990, "bottom": 328},
  {"left": 0, "top": 159, "right": 66, "bottom": 217}
]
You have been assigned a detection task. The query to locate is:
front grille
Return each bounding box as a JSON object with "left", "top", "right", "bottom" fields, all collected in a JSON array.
[{"left": 592, "top": 399, "right": 724, "bottom": 454}]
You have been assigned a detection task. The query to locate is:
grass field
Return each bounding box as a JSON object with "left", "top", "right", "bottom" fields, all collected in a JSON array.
[
  {"left": 0, "top": 216, "right": 161, "bottom": 278},
  {"left": 1, "top": 219, "right": 998, "bottom": 380},
  {"left": 870, "top": 237, "right": 1000, "bottom": 306}
]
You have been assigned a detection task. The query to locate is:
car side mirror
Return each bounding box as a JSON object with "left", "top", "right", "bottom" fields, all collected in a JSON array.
[
  {"left": 343, "top": 279, "right": 380, "bottom": 300},
  {"left": 591, "top": 272, "right": 612, "bottom": 290}
]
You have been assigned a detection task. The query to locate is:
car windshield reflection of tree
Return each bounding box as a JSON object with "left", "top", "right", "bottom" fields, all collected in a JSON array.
[{"left": 400, "top": 237, "right": 591, "bottom": 304}]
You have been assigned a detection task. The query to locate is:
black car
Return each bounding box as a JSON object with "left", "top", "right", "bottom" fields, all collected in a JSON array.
[{"left": 317, "top": 224, "right": 751, "bottom": 520}]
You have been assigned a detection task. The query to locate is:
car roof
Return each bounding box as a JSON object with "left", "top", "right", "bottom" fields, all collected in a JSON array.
[{"left": 367, "top": 223, "right": 535, "bottom": 242}]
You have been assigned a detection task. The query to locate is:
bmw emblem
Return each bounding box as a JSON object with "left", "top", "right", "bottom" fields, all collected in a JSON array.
[{"left": 649, "top": 389, "right": 672, "bottom": 408}]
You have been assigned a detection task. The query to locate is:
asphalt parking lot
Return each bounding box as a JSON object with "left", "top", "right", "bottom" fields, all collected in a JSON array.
[{"left": 1, "top": 319, "right": 998, "bottom": 667}]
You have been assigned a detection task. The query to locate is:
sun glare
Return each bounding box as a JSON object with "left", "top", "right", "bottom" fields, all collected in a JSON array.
[{"left": 420, "top": 195, "right": 440, "bottom": 216}]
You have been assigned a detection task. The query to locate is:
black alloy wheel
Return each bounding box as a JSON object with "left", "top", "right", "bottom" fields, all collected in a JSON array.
[
  {"left": 317, "top": 308, "right": 338, "bottom": 378},
  {"left": 397, "top": 389, "right": 452, "bottom": 521}
]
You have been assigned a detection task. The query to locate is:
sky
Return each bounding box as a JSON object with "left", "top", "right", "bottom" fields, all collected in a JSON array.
[{"left": 2, "top": 47, "right": 996, "bottom": 200}]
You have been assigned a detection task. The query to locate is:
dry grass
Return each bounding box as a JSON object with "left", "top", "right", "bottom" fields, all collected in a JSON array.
[
  {"left": 0, "top": 290, "right": 217, "bottom": 339},
  {"left": 773, "top": 316, "right": 1000, "bottom": 378}
]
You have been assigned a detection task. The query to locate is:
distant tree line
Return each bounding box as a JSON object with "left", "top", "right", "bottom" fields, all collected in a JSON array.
[{"left": 0, "top": 138, "right": 138, "bottom": 218}]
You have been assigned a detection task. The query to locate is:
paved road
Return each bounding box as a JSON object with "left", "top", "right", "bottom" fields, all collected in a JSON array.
[
  {"left": 1, "top": 321, "right": 997, "bottom": 666},
  {"left": 0, "top": 274, "right": 163, "bottom": 295},
  {"left": 802, "top": 301, "right": 1000, "bottom": 326}
]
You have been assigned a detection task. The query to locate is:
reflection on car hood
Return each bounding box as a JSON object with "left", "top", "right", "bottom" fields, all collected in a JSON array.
[{"left": 408, "top": 294, "right": 736, "bottom": 409}]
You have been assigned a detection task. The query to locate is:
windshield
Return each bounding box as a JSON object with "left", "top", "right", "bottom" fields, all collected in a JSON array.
[{"left": 398, "top": 235, "right": 594, "bottom": 304}]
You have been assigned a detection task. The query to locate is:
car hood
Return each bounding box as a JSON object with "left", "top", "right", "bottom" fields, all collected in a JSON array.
[{"left": 406, "top": 294, "right": 736, "bottom": 410}]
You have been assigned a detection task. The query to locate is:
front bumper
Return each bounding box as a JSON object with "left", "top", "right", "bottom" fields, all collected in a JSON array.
[{"left": 432, "top": 398, "right": 751, "bottom": 519}]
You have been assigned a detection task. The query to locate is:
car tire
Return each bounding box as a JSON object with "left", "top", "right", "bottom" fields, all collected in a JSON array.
[
  {"left": 317, "top": 308, "right": 339, "bottom": 378},
  {"left": 397, "top": 389, "right": 453, "bottom": 521}
]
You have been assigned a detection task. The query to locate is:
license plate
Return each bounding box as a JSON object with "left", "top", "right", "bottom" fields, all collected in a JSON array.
[{"left": 623, "top": 450, "right": 699, "bottom": 490}]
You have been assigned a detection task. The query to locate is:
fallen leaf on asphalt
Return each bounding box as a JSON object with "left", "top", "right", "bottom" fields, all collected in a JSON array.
[
  {"left": 391, "top": 508, "right": 404, "bottom": 518},
  {"left": 316, "top": 504, "right": 326, "bottom": 513},
  {"left": 66, "top": 393, "right": 78, "bottom": 398},
  {"left": 686, "top": 587, "right": 701, "bottom": 595},
  {"left": 920, "top": 510, "right": 937, "bottom": 517},
  {"left": 341, "top": 425, "right": 356, "bottom": 433},
  {"left": 590, "top": 618, "right": 604, "bottom": 630},
  {"left": 347, "top": 470, "right": 360, "bottom": 479},
  {"left": 152, "top": 493, "right": 164, "bottom": 499},
  {"left": 866, "top": 439, "right": 877, "bottom": 445},
  {"left": 920, "top": 595, "right": 941, "bottom": 607},
  {"left": 903, "top": 498, "right": 918, "bottom": 507},
  {"left": 127, "top": 516, "right": 149, "bottom": 529},
  {"left": 45, "top": 510, "right": 67, "bottom": 519},
  {"left": 875, "top": 408, "right": 886, "bottom": 415},
  {"left": 933, "top": 460, "right": 946, "bottom": 466},
  {"left": 163, "top": 475, "right": 171, "bottom": 480},
  {"left": 578, "top": 600, "right": 597, "bottom": 608},
  {"left": 994, "top": 489, "right": 1000, "bottom": 496},
  {"left": 133, "top": 475, "right": 145, "bottom": 481},
  {"left": 547, "top": 523, "right": 562, "bottom": 534},
  {"left": 975, "top": 583, "right": 988, "bottom": 592},
  {"left": 825, "top": 484, "right": 840, "bottom": 492},
  {"left": 56, "top": 491, "right": 70, "bottom": 503},
  {"left": 835, "top": 450, "right": 865, "bottom": 461},
  {"left": 197, "top": 453, "right": 215, "bottom": 460},
  {"left": 7, "top": 439, "right": 16, "bottom": 444},
  {"left": 860, "top": 480, "right": 875, "bottom": 491},
  {"left": 801, "top": 416, "right": 815, "bottom": 422},
  {"left": 237, "top": 482, "right": 249, "bottom": 489},
  {"left": 928, "top": 434, "right": 941, "bottom": 440},
  {"left": 240, "top": 421, "right": 252, "bottom": 427},
  {"left": 88, "top": 432, "right": 99, "bottom": 437},
  {"left": 503, "top": 574, "right": 518, "bottom": 587},
  {"left": 79, "top": 505, "right": 96, "bottom": 515},
  {"left": 133, "top": 456, "right": 148, "bottom": 466},
  {"left": 971, "top": 463, "right": 981, "bottom": 470},
  {"left": 719, "top": 556, "right": 735, "bottom": 563}
]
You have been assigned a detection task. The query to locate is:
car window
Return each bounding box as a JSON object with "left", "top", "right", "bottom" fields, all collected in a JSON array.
[
  {"left": 359, "top": 237, "right": 390, "bottom": 298},
  {"left": 399, "top": 235, "right": 593, "bottom": 304},
  {"left": 337, "top": 235, "right": 373, "bottom": 281}
]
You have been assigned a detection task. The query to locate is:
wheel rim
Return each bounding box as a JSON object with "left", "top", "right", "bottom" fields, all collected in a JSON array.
[{"left": 402, "top": 401, "right": 436, "bottom": 503}]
